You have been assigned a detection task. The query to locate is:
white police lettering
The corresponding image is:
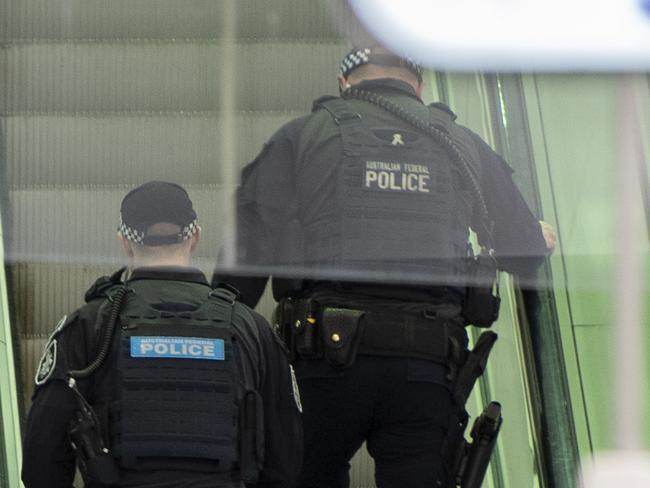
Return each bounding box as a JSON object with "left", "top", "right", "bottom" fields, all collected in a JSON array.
[
  {"left": 144, "top": 341, "right": 213, "bottom": 357},
  {"left": 131, "top": 336, "right": 225, "bottom": 360},
  {"left": 364, "top": 161, "right": 430, "bottom": 194}
]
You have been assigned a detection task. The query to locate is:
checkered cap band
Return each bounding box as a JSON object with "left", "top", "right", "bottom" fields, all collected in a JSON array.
[
  {"left": 339, "top": 48, "right": 371, "bottom": 77},
  {"left": 118, "top": 222, "right": 145, "bottom": 244},
  {"left": 339, "top": 47, "right": 423, "bottom": 81},
  {"left": 118, "top": 219, "right": 198, "bottom": 246}
]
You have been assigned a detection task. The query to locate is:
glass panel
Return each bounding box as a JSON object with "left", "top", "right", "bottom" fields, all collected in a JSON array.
[
  {"left": 522, "top": 72, "right": 650, "bottom": 458},
  {"left": 6, "top": 1, "right": 649, "bottom": 488}
]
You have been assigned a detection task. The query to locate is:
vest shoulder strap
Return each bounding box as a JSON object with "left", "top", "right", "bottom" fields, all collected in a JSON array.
[
  {"left": 311, "top": 94, "right": 338, "bottom": 112},
  {"left": 209, "top": 283, "right": 241, "bottom": 304},
  {"left": 315, "top": 97, "right": 362, "bottom": 125},
  {"left": 84, "top": 267, "right": 126, "bottom": 303},
  {"left": 429, "top": 102, "right": 458, "bottom": 121}
]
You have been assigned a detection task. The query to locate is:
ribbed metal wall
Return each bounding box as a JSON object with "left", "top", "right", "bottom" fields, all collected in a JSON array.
[{"left": 1, "top": 0, "right": 378, "bottom": 484}]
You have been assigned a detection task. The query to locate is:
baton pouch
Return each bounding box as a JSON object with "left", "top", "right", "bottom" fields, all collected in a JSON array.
[
  {"left": 320, "top": 308, "right": 365, "bottom": 368},
  {"left": 463, "top": 254, "right": 500, "bottom": 328}
]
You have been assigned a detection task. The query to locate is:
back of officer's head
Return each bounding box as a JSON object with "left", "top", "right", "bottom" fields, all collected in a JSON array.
[
  {"left": 338, "top": 45, "right": 424, "bottom": 92},
  {"left": 118, "top": 181, "right": 201, "bottom": 266}
]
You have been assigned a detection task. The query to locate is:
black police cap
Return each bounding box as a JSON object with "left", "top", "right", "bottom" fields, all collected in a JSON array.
[
  {"left": 339, "top": 46, "right": 424, "bottom": 83},
  {"left": 119, "top": 181, "right": 198, "bottom": 246}
]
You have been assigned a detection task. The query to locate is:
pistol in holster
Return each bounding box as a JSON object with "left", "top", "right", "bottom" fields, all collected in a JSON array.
[
  {"left": 68, "top": 393, "right": 120, "bottom": 486},
  {"left": 442, "top": 331, "right": 501, "bottom": 487},
  {"left": 457, "top": 402, "right": 503, "bottom": 488}
]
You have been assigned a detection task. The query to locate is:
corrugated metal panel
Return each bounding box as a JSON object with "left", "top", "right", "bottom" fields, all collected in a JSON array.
[
  {"left": 0, "top": 0, "right": 339, "bottom": 42},
  {"left": 6, "top": 185, "right": 230, "bottom": 263},
  {"left": 0, "top": 42, "right": 345, "bottom": 114},
  {"left": 3, "top": 113, "right": 299, "bottom": 186}
]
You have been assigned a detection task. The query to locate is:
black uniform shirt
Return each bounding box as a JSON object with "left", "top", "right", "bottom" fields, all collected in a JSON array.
[
  {"left": 215, "top": 78, "right": 548, "bottom": 307},
  {"left": 22, "top": 266, "right": 303, "bottom": 488}
]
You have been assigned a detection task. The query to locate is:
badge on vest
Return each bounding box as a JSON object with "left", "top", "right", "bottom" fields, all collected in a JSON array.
[
  {"left": 130, "top": 336, "right": 225, "bottom": 360},
  {"left": 35, "top": 339, "right": 57, "bottom": 386},
  {"left": 363, "top": 160, "right": 431, "bottom": 194}
]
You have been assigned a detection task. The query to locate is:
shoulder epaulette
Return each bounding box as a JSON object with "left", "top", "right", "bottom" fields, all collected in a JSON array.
[
  {"left": 210, "top": 282, "right": 242, "bottom": 304},
  {"left": 312, "top": 95, "right": 339, "bottom": 113},
  {"left": 429, "top": 102, "right": 458, "bottom": 121},
  {"left": 84, "top": 267, "right": 126, "bottom": 303}
]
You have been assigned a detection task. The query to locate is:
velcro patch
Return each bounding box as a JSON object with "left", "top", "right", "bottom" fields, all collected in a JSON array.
[{"left": 130, "top": 336, "right": 225, "bottom": 360}]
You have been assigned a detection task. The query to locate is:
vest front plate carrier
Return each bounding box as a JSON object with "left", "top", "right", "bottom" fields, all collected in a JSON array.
[
  {"left": 108, "top": 284, "right": 239, "bottom": 472},
  {"left": 306, "top": 97, "right": 480, "bottom": 285}
]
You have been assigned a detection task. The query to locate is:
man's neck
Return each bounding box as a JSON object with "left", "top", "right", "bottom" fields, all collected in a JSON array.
[{"left": 131, "top": 255, "right": 191, "bottom": 268}]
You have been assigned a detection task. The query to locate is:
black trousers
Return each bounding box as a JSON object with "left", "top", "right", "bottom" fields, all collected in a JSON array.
[{"left": 295, "top": 355, "right": 455, "bottom": 488}]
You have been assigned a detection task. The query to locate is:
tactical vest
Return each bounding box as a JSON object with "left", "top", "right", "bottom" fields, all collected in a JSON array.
[
  {"left": 303, "top": 96, "right": 482, "bottom": 285},
  {"left": 96, "top": 282, "right": 241, "bottom": 473}
]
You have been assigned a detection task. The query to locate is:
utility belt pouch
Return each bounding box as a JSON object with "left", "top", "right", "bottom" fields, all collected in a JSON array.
[
  {"left": 463, "top": 253, "right": 501, "bottom": 328},
  {"left": 320, "top": 308, "right": 365, "bottom": 368},
  {"left": 276, "top": 299, "right": 321, "bottom": 360}
]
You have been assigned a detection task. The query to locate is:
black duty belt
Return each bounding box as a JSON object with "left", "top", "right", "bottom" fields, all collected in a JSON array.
[
  {"left": 276, "top": 298, "right": 463, "bottom": 367},
  {"left": 340, "top": 308, "right": 448, "bottom": 360}
]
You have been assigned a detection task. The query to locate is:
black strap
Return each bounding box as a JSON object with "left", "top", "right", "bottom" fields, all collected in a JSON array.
[
  {"left": 208, "top": 285, "right": 241, "bottom": 325},
  {"left": 317, "top": 98, "right": 362, "bottom": 126}
]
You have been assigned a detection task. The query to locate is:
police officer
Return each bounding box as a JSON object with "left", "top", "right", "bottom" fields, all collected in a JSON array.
[
  {"left": 22, "top": 181, "right": 303, "bottom": 488},
  {"left": 214, "top": 47, "right": 556, "bottom": 488}
]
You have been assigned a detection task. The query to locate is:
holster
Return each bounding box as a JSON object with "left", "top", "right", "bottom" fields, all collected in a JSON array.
[
  {"left": 69, "top": 406, "right": 120, "bottom": 487},
  {"left": 463, "top": 254, "right": 500, "bottom": 328},
  {"left": 441, "top": 331, "right": 499, "bottom": 487},
  {"left": 459, "top": 402, "right": 503, "bottom": 488}
]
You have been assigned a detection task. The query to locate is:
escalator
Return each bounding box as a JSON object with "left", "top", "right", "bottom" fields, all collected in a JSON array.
[{"left": 1, "top": 2, "right": 649, "bottom": 486}]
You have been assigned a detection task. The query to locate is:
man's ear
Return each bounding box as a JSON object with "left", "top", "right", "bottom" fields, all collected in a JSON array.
[
  {"left": 337, "top": 74, "right": 351, "bottom": 95},
  {"left": 118, "top": 232, "right": 134, "bottom": 258},
  {"left": 415, "top": 80, "right": 424, "bottom": 99},
  {"left": 189, "top": 226, "right": 202, "bottom": 253}
]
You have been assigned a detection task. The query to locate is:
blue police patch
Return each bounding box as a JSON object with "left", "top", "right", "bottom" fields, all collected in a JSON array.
[{"left": 130, "top": 336, "right": 225, "bottom": 360}]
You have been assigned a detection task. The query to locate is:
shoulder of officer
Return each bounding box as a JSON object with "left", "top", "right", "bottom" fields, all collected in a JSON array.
[
  {"left": 84, "top": 267, "right": 126, "bottom": 303},
  {"left": 33, "top": 311, "right": 81, "bottom": 386},
  {"left": 210, "top": 282, "right": 256, "bottom": 322},
  {"left": 311, "top": 95, "right": 339, "bottom": 113},
  {"left": 428, "top": 102, "right": 458, "bottom": 121}
]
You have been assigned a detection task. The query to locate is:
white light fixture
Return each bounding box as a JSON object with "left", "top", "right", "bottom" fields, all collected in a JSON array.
[{"left": 349, "top": 0, "right": 650, "bottom": 70}]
